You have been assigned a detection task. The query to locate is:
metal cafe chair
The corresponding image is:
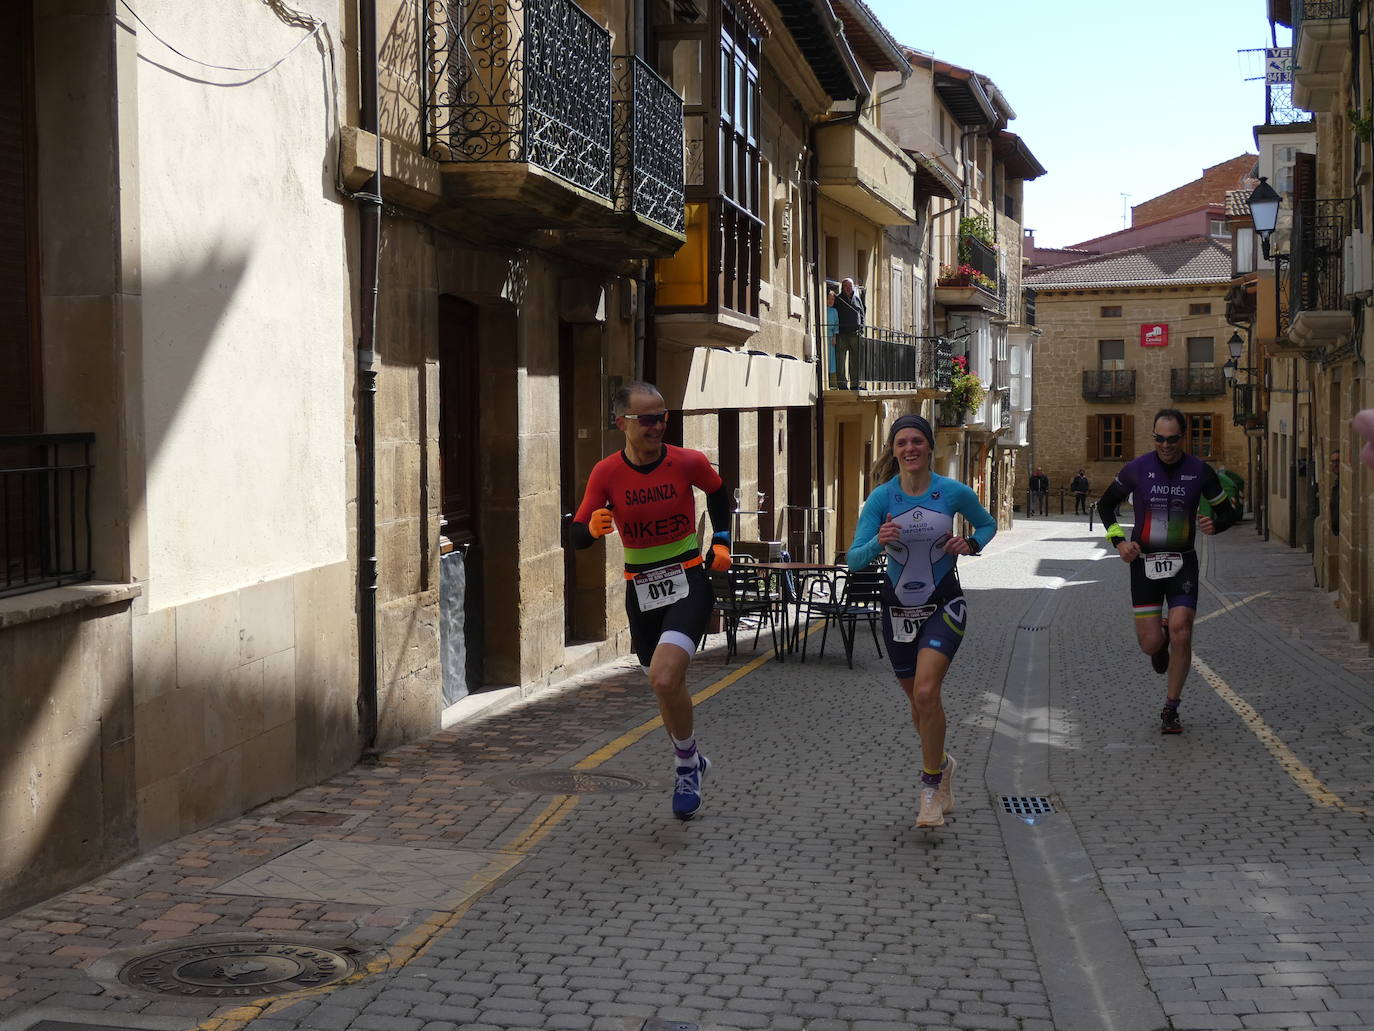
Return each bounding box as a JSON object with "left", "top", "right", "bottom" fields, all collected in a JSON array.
[{"left": 708, "top": 567, "right": 779, "bottom": 659}]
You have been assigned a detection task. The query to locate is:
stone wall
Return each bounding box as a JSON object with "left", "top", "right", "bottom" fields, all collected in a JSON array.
[{"left": 1026, "top": 285, "right": 1235, "bottom": 507}]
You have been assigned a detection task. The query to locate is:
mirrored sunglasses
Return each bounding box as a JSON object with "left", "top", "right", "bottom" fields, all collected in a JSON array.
[
  {"left": 1153, "top": 433, "right": 1182, "bottom": 444},
  {"left": 628, "top": 411, "right": 667, "bottom": 427}
]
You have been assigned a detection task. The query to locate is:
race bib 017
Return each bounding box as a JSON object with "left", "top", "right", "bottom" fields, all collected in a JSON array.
[{"left": 1143, "top": 552, "right": 1183, "bottom": 581}]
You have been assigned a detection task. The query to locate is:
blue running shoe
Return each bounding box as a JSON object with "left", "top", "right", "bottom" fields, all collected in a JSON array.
[{"left": 672, "top": 754, "right": 711, "bottom": 821}]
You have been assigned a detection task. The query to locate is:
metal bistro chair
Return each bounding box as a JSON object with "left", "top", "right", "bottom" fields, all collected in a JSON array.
[
  {"left": 799, "top": 562, "right": 885, "bottom": 668},
  {"left": 708, "top": 566, "right": 779, "bottom": 660}
]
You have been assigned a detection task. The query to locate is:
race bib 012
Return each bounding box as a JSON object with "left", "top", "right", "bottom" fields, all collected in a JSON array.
[{"left": 633, "top": 563, "right": 689, "bottom": 611}]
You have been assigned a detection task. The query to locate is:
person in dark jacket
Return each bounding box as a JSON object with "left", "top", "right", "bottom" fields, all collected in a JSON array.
[
  {"left": 830, "top": 278, "right": 864, "bottom": 390},
  {"left": 1029, "top": 468, "right": 1049, "bottom": 516},
  {"left": 1071, "top": 469, "right": 1090, "bottom": 514}
]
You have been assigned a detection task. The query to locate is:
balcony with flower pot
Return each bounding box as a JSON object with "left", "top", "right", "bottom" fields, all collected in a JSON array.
[{"left": 934, "top": 265, "right": 1001, "bottom": 313}]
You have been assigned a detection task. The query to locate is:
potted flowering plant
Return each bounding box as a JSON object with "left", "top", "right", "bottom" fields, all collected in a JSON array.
[
  {"left": 937, "top": 263, "right": 997, "bottom": 292},
  {"left": 944, "top": 354, "right": 985, "bottom": 421}
]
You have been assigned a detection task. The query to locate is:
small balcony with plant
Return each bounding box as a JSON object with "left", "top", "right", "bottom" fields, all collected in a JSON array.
[
  {"left": 1292, "top": 0, "right": 1352, "bottom": 112},
  {"left": 935, "top": 215, "right": 1002, "bottom": 312},
  {"left": 935, "top": 354, "right": 986, "bottom": 426}
]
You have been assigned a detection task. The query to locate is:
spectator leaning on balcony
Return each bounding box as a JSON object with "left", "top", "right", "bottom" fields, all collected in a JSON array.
[{"left": 831, "top": 277, "right": 864, "bottom": 391}]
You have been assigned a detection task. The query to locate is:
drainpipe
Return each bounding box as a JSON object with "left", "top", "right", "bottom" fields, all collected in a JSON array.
[
  {"left": 356, "top": 0, "right": 381, "bottom": 756},
  {"left": 807, "top": 124, "right": 827, "bottom": 558}
]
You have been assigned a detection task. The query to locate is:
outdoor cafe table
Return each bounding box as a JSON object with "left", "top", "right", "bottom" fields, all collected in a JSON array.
[{"left": 746, "top": 561, "right": 847, "bottom": 660}]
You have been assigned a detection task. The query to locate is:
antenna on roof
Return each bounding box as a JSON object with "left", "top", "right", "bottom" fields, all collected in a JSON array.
[{"left": 1120, "top": 193, "right": 1131, "bottom": 230}]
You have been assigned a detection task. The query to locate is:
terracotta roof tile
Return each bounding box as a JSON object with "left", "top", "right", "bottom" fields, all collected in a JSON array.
[{"left": 1023, "top": 237, "right": 1233, "bottom": 290}]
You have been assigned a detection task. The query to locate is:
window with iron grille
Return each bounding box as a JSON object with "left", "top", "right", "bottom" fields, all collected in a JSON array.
[
  {"left": 1188, "top": 414, "right": 1214, "bottom": 459},
  {"left": 1189, "top": 302, "right": 1212, "bottom": 315},
  {"left": 1100, "top": 305, "right": 1122, "bottom": 318}
]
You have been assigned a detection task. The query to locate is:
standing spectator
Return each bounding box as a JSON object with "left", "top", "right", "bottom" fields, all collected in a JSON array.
[
  {"left": 1029, "top": 467, "right": 1049, "bottom": 516},
  {"left": 830, "top": 277, "right": 864, "bottom": 390},
  {"left": 1071, "top": 468, "right": 1090, "bottom": 515}
]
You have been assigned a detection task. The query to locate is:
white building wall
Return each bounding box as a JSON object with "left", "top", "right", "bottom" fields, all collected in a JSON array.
[{"left": 134, "top": 1, "right": 348, "bottom": 609}]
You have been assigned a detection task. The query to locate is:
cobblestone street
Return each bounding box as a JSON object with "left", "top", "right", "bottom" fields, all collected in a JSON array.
[{"left": 3, "top": 516, "right": 1374, "bottom": 1031}]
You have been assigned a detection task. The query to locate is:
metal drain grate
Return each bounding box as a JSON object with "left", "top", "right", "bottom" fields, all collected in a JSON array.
[
  {"left": 487, "top": 770, "right": 650, "bottom": 794},
  {"left": 1001, "top": 795, "right": 1055, "bottom": 819},
  {"left": 641, "top": 1021, "right": 699, "bottom": 1031}
]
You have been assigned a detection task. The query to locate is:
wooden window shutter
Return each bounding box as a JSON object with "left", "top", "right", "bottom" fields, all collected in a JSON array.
[
  {"left": 1085, "top": 415, "right": 1098, "bottom": 462},
  {"left": 1123, "top": 414, "right": 1135, "bottom": 456}
]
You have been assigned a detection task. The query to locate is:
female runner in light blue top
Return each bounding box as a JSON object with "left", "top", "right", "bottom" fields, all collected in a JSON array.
[{"left": 847, "top": 414, "right": 996, "bottom": 829}]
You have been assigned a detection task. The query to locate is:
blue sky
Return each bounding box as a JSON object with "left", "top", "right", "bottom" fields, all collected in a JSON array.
[{"left": 863, "top": 0, "right": 1286, "bottom": 248}]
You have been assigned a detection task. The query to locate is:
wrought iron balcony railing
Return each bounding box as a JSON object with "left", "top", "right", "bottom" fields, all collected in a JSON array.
[
  {"left": 836, "top": 326, "right": 940, "bottom": 391},
  {"left": 924, "top": 335, "right": 955, "bottom": 392},
  {"left": 1, "top": 433, "right": 95, "bottom": 599},
  {"left": 1082, "top": 369, "right": 1136, "bottom": 402},
  {"left": 425, "top": 0, "right": 613, "bottom": 199},
  {"left": 1265, "top": 83, "right": 1313, "bottom": 126},
  {"left": 964, "top": 236, "right": 998, "bottom": 282},
  {"left": 612, "top": 56, "right": 685, "bottom": 233},
  {"left": 995, "top": 387, "right": 1012, "bottom": 429},
  {"left": 1232, "top": 382, "right": 1259, "bottom": 427},
  {"left": 1170, "top": 367, "right": 1227, "bottom": 400},
  {"left": 1292, "top": 0, "right": 1352, "bottom": 32},
  {"left": 1291, "top": 197, "right": 1351, "bottom": 315}
]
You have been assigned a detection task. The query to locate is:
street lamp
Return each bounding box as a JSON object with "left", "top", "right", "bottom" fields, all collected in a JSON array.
[
  {"left": 1227, "top": 330, "right": 1244, "bottom": 361},
  {"left": 1223, "top": 358, "right": 1238, "bottom": 384},
  {"left": 1247, "top": 177, "right": 1282, "bottom": 260}
]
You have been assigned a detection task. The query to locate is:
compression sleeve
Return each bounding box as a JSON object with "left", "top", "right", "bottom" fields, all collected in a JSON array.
[
  {"left": 1097, "top": 477, "right": 1130, "bottom": 543},
  {"left": 1201, "top": 464, "right": 1240, "bottom": 533},
  {"left": 571, "top": 462, "right": 612, "bottom": 550},
  {"left": 705, "top": 482, "right": 732, "bottom": 541},
  {"left": 846, "top": 485, "right": 888, "bottom": 571},
  {"left": 955, "top": 484, "right": 997, "bottom": 553}
]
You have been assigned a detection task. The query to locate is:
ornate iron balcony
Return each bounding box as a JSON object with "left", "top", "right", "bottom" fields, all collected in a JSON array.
[
  {"left": 964, "top": 236, "right": 998, "bottom": 282},
  {"left": 1232, "top": 382, "right": 1259, "bottom": 427},
  {"left": 612, "top": 56, "right": 685, "bottom": 233},
  {"left": 996, "top": 387, "right": 1012, "bottom": 429},
  {"left": 1170, "top": 367, "right": 1227, "bottom": 400},
  {"left": 922, "top": 335, "right": 955, "bottom": 392},
  {"left": 841, "top": 326, "right": 931, "bottom": 391},
  {"left": 1292, "top": 0, "right": 1351, "bottom": 30},
  {"left": 1, "top": 433, "right": 95, "bottom": 599},
  {"left": 1291, "top": 197, "right": 1351, "bottom": 315},
  {"left": 425, "top": 0, "right": 613, "bottom": 199},
  {"left": 1082, "top": 369, "right": 1136, "bottom": 402}
]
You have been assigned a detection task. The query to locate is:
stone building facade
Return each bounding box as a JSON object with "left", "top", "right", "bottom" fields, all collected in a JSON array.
[{"left": 1024, "top": 240, "right": 1238, "bottom": 509}]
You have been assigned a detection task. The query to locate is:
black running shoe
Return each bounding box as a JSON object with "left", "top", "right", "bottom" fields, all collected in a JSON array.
[
  {"left": 1160, "top": 706, "right": 1183, "bottom": 734},
  {"left": 1151, "top": 636, "right": 1170, "bottom": 675}
]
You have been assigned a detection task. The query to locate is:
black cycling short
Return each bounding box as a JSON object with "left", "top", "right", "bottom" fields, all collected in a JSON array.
[
  {"left": 624, "top": 564, "right": 714, "bottom": 667},
  {"left": 879, "top": 578, "right": 968, "bottom": 679},
  {"left": 1129, "top": 549, "right": 1199, "bottom": 614}
]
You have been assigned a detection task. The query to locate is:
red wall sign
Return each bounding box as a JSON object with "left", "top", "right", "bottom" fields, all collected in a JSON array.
[{"left": 1140, "top": 323, "right": 1168, "bottom": 347}]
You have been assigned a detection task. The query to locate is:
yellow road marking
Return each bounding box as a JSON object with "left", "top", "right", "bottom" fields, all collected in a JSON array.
[
  {"left": 192, "top": 632, "right": 796, "bottom": 1029},
  {"left": 1195, "top": 589, "right": 1270, "bottom": 625},
  {"left": 1192, "top": 652, "right": 1370, "bottom": 817}
]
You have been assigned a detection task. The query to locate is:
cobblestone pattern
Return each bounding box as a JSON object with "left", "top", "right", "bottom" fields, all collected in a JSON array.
[{"left": 2, "top": 516, "right": 1372, "bottom": 1031}]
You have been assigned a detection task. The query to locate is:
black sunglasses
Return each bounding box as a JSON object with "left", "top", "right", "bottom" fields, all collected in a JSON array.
[
  {"left": 1153, "top": 433, "right": 1182, "bottom": 444},
  {"left": 627, "top": 411, "right": 667, "bottom": 427}
]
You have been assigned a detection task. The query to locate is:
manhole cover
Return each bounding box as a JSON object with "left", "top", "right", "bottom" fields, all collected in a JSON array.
[
  {"left": 118, "top": 940, "right": 355, "bottom": 998},
  {"left": 488, "top": 770, "right": 650, "bottom": 794},
  {"left": 1343, "top": 722, "right": 1374, "bottom": 742}
]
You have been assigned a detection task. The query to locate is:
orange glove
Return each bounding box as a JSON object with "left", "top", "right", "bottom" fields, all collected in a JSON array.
[
  {"left": 589, "top": 508, "right": 615, "bottom": 539},
  {"left": 706, "top": 543, "right": 732, "bottom": 572}
]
